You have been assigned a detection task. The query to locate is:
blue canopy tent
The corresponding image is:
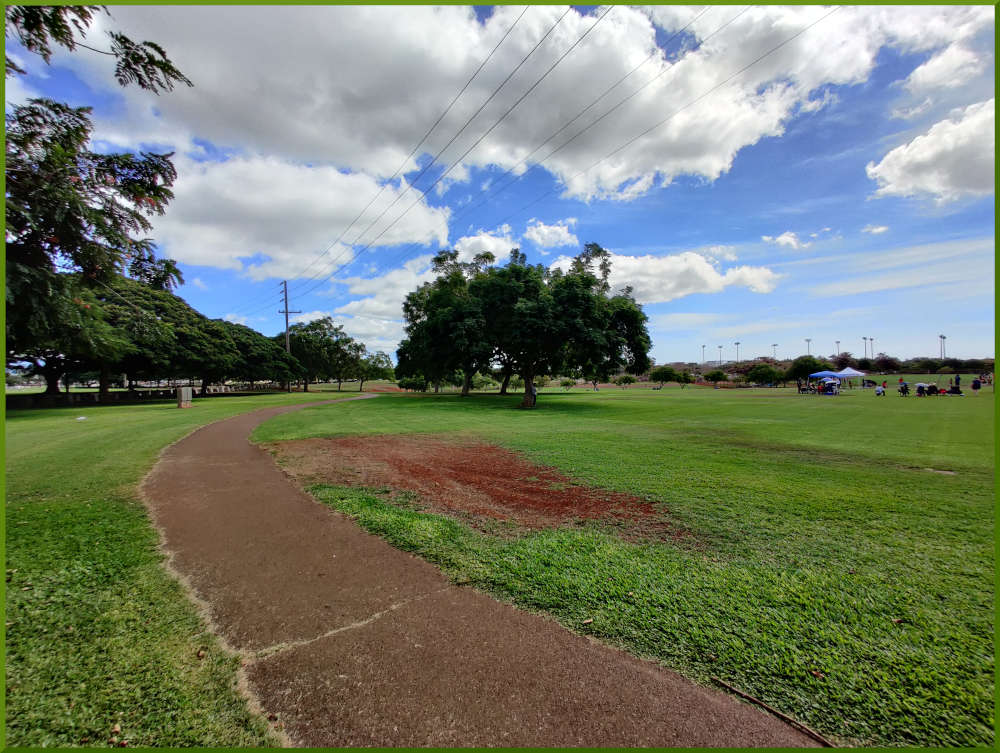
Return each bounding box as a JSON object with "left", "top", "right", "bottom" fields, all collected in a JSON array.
[{"left": 806, "top": 370, "right": 841, "bottom": 395}]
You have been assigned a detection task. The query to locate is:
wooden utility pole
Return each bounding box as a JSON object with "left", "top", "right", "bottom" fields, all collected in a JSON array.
[{"left": 279, "top": 280, "right": 301, "bottom": 393}]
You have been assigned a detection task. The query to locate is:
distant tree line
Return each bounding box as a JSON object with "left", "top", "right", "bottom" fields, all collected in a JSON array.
[
  {"left": 692, "top": 353, "right": 994, "bottom": 388},
  {"left": 395, "top": 244, "right": 652, "bottom": 408}
]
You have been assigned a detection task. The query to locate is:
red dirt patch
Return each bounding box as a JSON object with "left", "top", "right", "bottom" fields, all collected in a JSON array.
[{"left": 269, "top": 435, "right": 690, "bottom": 542}]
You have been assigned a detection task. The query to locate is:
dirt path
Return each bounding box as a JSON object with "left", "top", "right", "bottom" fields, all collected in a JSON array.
[{"left": 142, "top": 396, "right": 819, "bottom": 747}]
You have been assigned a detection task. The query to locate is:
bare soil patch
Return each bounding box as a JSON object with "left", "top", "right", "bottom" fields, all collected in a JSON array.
[{"left": 268, "top": 435, "right": 690, "bottom": 542}]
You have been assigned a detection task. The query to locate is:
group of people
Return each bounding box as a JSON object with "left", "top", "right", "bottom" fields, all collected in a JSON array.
[{"left": 889, "top": 374, "right": 986, "bottom": 397}]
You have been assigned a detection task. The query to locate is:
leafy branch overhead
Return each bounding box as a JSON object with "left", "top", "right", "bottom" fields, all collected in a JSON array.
[{"left": 5, "top": 5, "right": 192, "bottom": 92}]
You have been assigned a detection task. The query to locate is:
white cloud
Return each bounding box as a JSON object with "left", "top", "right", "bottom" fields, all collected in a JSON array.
[
  {"left": 891, "top": 97, "right": 933, "bottom": 120},
  {"left": 223, "top": 313, "right": 248, "bottom": 325},
  {"left": 550, "top": 251, "right": 779, "bottom": 304},
  {"left": 866, "top": 99, "right": 994, "bottom": 203},
  {"left": 905, "top": 44, "right": 986, "bottom": 97},
  {"left": 149, "top": 155, "right": 449, "bottom": 279},
  {"left": 52, "top": 5, "right": 992, "bottom": 205},
  {"left": 762, "top": 231, "right": 812, "bottom": 250},
  {"left": 523, "top": 218, "right": 579, "bottom": 249},
  {"left": 191, "top": 277, "right": 208, "bottom": 290},
  {"left": 862, "top": 225, "right": 889, "bottom": 235},
  {"left": 810, "top": 236, "right": 993, "bottom": 297},
  {"left": 453, "top": 225, "right": 516, "bottom": 262}
]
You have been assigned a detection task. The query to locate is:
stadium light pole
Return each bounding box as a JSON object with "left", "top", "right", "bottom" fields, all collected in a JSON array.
[
  {"left": 702, "top": 344, "right": 706, "bottom": 364},
  {"left": 718, "top": 345, "right": 722, "bottom": 366},
  {"left": 862, "top": 336, "right": 868, "bottom": 359},
  {"left": 772, "top": 343, "right": 778, "bottom": 358},
  {"left": 940, "top": 334, "right": 946, "bottom": 359},
  {"left": 870, "top": 336, "right": 875, "bottom": 358},
  {"left": 805, "top": 337, "right": 811, "bottom": 355},
  {"left": 835, "top": 339, "right": 840, "bottom": 356},
  {"left": 735, "top": 341, "right": 740, "bottom": 363}
]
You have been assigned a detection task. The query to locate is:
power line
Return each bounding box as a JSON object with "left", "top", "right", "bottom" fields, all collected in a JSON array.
[
  {"left": 454, "top": 5, "right": 722, "bottom": 223},
  {"left": 294, "top": 5, "right": 613, "bottom": 302},
  {"left": 298, "top": 5, "right": 741, "bottom": 294},
  {"left": 291, "top": 5, "right": 576, "bottom": 300},
  {"left": 223, "top": 6, "right": 533, "bottom": 317},
  {"left": 285, "top": 5, "right": 531, "bottom": 287},
  {"left": 332, "top": 4, "right": 841, "bottom": 330},
  {"left": 494, "top": 6, "right": 842, "bottom": 232}
]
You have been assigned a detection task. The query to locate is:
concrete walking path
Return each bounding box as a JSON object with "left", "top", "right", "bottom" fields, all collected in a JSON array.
[{"left": 141, "top": 396, "right": 819, "bottom": 747}]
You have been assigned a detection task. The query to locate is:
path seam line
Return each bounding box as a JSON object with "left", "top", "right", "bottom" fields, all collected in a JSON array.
[{"left": 252, "top": 585, "right": 452, "bottom": 660}]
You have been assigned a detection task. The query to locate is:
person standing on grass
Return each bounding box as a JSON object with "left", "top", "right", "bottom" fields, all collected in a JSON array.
[
  {"left": 971, "top": 377, "right": 981, "bottom": 395},
  {"left": 530, "top": 380, "right": 538, "bottom": 407}
]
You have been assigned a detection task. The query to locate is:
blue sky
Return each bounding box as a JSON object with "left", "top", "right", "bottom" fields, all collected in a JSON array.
[{"left": 7, "top": 4, "right": 994, "bottom": 363}]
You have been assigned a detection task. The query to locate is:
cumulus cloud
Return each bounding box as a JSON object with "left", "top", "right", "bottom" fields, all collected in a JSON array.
[
  {"left": 905, "top": 44, "right": 985, "bottom": 97},
  {"left": 149, "top": 155, "right": 449, "bottom": 280},
  {"left": 190, "top": 277, "right": 209, "bottom": 290},
  {"left": 223, "top": 313, "right": 248, "bottom": 325},
  {"left": 762, "top": 231, "right": 812, "bottom": 250},
  {"left": 523, "top": 218, "right": 579, "bottom": 249},
  {"left": 862, "top": 224, "right": 889, "bottom": 234},
  {"left": 48, "top": 4, "right": 992, "bottom": 205},
  {"left": 550, "top": 251, "right": 779, "bottom": 304},
  {"left": 453, "top": 225, "right": 517, "bottom": 262},
  {"left": 866, "top": 99, "right": 994, "bottom": 203}
]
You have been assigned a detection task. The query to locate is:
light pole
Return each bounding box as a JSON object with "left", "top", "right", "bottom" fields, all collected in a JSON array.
[
  {"left": 702, "top": 344, "right": 706, "bottom": 364},
  {"left": 718, "top": 345, "right": 722, "bottom": 366},
  {"left": 772, "top": 343, "right": 778, "bottom": 359},
  {"left": 862, "top": 336, "right": 868, "bottom": 359},
  {"left": 805, "top": 338, "right": 811, "bottom": 355},
  {"left": 835, "top": 340, "right": 840, "bottom": 357},
  {"left": 870, "top": 336, "right": 875, "bottom": 359},
  {"left": 735, "top": 341, "right": 740, "bottom": 363},
  {"left": 939, "top": 334, "right": 946, "bottom": 359}
]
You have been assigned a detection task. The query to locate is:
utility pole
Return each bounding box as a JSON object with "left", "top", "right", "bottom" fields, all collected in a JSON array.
[
  {"left": 772, "top": 343, "right": 777, "bottom": 359},
  {"left": 805, "top": 337, "right": 811, "bottom": 355},
  {"left": 279, "top": 280, "right": 301, "bottom": 393}
]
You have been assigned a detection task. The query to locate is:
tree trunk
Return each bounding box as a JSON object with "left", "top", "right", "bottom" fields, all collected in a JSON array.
[
  {"left": 303, "top": 377, "right": 310, "bottom": 392},
  {"left": 520, "top": 372, "right": 535, "bottom": 409},
  {"left": 64, "top": 374, "right": 71, "bottom": 394},
  {"left": 461, "top": 370, "right": 472, "bottom": 397},
  {"left": 43, "top": 368, "right": 62, "bottom": 395},
  {"left": 359, "top": 378, "right": 365, "bottom": 392},
  {"left": 434, "top": 381, "right": 440, "bottom": 393},
  {"left": 499, "top": 371, "right": 511, "bottom": 395},
  {"left": 98, "top": 365, "right": 111, "bottom": 397},
  {"left": 337, "top": 378, "right": 342, "bottom": 391}
]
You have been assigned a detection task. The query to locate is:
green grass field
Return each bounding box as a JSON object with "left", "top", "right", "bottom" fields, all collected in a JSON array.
[
  {"left": 5, "top": 385, "right": 994, "bottom": 747},
  {"left": 4, "top": 392, "right": 337, "bottom": 747},
  {"left": 254, "top": 387, "right": 995, "bottom": 747}
]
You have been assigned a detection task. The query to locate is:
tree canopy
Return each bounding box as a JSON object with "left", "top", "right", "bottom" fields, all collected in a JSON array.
[
  {"left": 5, "top": 4, "right": 194, "bottom": 391},
  {"left": 397, "top": 244, "right": 651, "bottom": 407}
]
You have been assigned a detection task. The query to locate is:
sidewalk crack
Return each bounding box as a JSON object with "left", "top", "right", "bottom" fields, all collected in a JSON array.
[{"left": 252, "top": 585, "right": 450, "bottom": 660}]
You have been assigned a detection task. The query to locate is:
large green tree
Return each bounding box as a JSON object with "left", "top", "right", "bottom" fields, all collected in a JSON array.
[
  {"left": 398, "top": 250, "right": 493, "bottom": 397},
  {"left": 5, "top": 5, "right": 191, "bottom": 390},
  {"left": 399, "top": 244, "right": 652, "bottom": 408}
]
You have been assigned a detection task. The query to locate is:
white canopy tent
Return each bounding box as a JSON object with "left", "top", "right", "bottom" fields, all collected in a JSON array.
[{"left": 835, "top": 366, "right": 867, "bottom": 389}]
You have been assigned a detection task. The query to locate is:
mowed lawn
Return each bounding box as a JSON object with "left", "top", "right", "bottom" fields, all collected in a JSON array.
[
  {"left": 254, "top": 386, "right": 995, "bottom": 747},
  {"left": 4, "top": 392, "right": 339, "bottom": 747}
]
